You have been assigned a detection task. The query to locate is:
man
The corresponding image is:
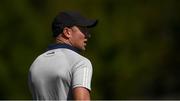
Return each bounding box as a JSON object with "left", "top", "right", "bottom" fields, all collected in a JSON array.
[{"left": 28, "top": 11, "right": 98, "bottom": 100}]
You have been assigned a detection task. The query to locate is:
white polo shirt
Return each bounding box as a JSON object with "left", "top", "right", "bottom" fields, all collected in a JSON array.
[{"left": 28, "top": 44, "right": 93, "bottom": 100}]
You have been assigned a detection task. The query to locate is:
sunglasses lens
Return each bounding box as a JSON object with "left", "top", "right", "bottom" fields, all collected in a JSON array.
[{"left": 78, "top": 27, "right": 90, "bottom": 38}]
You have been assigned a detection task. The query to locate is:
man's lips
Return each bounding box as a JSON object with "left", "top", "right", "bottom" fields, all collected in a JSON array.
[{"left": 84, "top": 39, "right": 87, "bottom": 45}]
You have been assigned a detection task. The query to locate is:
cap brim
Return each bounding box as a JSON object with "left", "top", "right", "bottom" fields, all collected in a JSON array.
[
  {"left": 86, "top": 19, "right": 98, "bottom": 28},
  {"left": 76, "top": 19, "right": 98, "bottom": 28}
]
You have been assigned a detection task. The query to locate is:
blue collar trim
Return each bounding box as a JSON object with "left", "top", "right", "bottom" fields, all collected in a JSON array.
[{"left": 47, "top": 43, "right": 81, "bottom": 53}]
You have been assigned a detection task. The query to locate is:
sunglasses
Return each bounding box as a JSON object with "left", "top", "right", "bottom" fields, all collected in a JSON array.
[{"left": 77, "top": 26, "right": 91, "bottom": 38}]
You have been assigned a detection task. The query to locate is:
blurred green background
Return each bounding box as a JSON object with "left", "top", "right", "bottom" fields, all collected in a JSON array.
[{"left": 1, "top": 0, "right": 180, "bottom": 100}]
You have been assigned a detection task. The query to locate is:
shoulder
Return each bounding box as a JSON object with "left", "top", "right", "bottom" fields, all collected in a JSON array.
[
  {"left": 73, "top": 56, "right": 92, "bottom": 72},
  {"left": 81, "top": 57, "right": 92, "bottom": 66}
]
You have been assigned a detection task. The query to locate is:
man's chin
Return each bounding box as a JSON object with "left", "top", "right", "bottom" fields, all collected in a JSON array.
[
  {"left": 81, "top": 47, "right": 86, "bottom": 51},
  {"left": 76, "top": 46, "right": 86, "bottom": 51}
]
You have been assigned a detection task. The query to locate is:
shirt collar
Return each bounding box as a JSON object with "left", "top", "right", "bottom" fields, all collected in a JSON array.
[{"left": 47, "top": 43, "right": 81, "bottom": 53}]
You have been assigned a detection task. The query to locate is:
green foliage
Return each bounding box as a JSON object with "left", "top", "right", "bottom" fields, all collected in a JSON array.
[{"left": 0, "top": 0, "right": 180, "bottom": 99}]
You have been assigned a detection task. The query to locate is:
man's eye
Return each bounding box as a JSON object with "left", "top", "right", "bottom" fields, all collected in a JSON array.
[{"left": 79, "top": 27, "right": 88, "bottom": 34}]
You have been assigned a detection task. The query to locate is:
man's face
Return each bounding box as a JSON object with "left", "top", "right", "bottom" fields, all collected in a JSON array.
[{"left": 69, "top": 26, "right": 89, "bottom": 50}]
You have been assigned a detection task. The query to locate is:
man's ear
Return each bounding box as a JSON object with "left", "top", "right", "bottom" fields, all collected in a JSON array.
[{"left": 62, "top": 27, "right": 71, "bottom": 38}]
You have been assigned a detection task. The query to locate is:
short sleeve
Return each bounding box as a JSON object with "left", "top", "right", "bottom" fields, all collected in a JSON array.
[{"left": 72, "top": 59, "right": 93, "bottom": 91}]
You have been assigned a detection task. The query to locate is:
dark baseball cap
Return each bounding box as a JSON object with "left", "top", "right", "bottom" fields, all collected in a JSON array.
[{"left": 52, "top": 11, "right": 98, "bottom": 37}]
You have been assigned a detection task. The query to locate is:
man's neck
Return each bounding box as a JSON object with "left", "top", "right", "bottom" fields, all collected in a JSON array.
[{"left": 56, "top": 37, "right": 72, "bottom": 46}]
